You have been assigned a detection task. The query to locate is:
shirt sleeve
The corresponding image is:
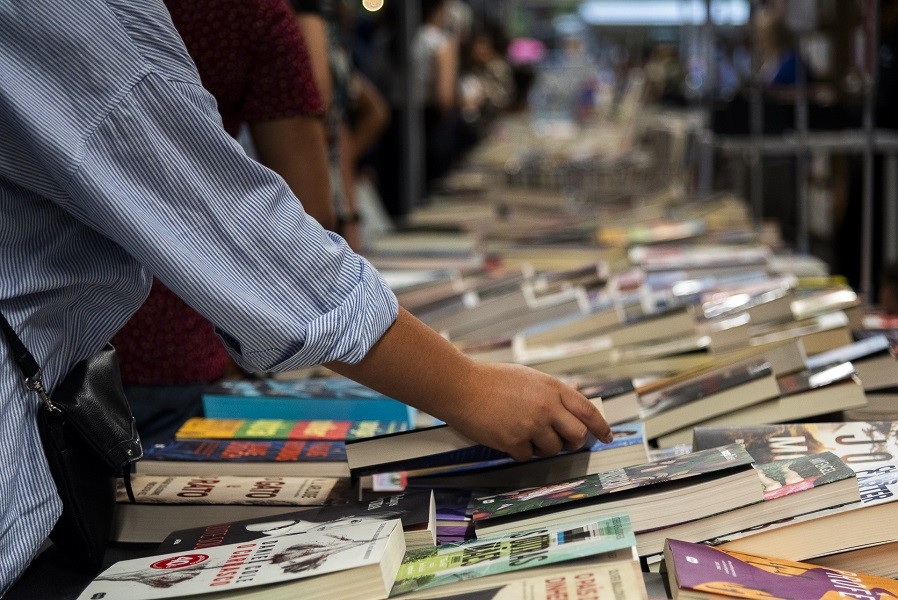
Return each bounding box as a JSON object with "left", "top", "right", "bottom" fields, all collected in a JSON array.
[
  {"left": 242, "top": 0, "right": 325, "bottom": 121},
  {"left": 62, "top": 72, "right": 398, "bottom": 372}
]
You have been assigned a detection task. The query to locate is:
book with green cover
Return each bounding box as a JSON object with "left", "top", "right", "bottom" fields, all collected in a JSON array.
[
  {"left": 390, "top": 515, "right": 638, "bottom": 598},
  {"left": 469, "top": 444, "right": 762, "bottom": 538}
]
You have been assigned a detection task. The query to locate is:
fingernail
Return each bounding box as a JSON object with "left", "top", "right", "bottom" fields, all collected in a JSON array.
[{"left": 602, "top": 433, "right": 614, "bottom": 444}]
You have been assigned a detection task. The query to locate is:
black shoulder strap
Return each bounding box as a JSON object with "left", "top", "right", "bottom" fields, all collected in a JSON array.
[{"left": 0, "top": 310, "right": 42, "bottom": 382}]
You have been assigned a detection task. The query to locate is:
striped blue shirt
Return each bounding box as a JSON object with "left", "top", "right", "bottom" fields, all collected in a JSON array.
[{"left": 0, "top": 0, "right": 398, "bottom": 591}]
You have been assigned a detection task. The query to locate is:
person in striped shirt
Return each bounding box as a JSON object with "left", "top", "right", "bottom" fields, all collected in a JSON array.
[{"left": 0, "top": 0, "right": 612, "bottom": 593}]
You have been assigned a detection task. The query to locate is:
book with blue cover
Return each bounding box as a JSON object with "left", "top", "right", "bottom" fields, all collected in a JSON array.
[
  {"left": 201, "top": 377, "right": 416, "bottom": 426},
  {"left": 135, "top": 439, "right": 349, "bottom": 478}
]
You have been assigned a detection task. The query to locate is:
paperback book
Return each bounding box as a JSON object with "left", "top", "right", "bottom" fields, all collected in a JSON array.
[
  {"left": 468, "top": 444, "right": 762, "bottom": 538},
  {"left": 135, "top": 439, "right": 350, "bottom": 478},
  {"left": 175, "top": 417, "right": 408, "bottom": 442},
  {"left": 201, "top": 377, "right": 415, "bottom": 426},
  {"left": 638, "top": 360, "right": 780, "bottom": 439},
  {"left": 693, "top": 421, "right": 898, "bottom": 504},
  {"left": 345, "top": 398, "right": 603, "bottom": 477},
  {"left": 112, "top": 475, "right": 346, "bottom": 543},
  {"left": 157, "top": 490, "right": 437, "bottom": 553},
  {"left": 805, "top": 334, "right": 898, "bottom": 391},
  {"left": 390, "top": 515, "right": 640, "bottom": 599},
  {"left": 656, "top": 362, "right": 867, "bottom": 448},
  {"left": 424, "top": 564, "right": 648, "bottom": 600},
  {"left": 79, "top": 519, "right": 405, "bottom": 600},
  {"left": 664, "top": 538, "right": 898, "bottom": 600},
  {"left": 632, "top": 452, "right": 859, "bottom": 557},
  {"left": 397, "top": 423, "right": 648, "bottom": 492}
]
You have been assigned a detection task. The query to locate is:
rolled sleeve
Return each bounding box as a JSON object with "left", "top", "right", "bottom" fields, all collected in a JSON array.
[{"left": 63, "top": 73, "right": 398, "bottom": 372}]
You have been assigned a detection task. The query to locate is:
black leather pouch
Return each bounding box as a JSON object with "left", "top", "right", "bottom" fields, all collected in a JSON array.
[{"left": 1, "top": 313, "right": 142, "bottom": 574}]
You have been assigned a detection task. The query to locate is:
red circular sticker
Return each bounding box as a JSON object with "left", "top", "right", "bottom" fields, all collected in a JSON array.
[{"left": 150, "top": 554, "right": 209, "bottom": 570}]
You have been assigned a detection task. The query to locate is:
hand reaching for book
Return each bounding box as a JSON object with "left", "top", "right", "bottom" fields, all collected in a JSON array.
[
  {"left": 460, "top": 362, "right": 613, "bottom": 461},
  {"left": 327, "top": 307, "right": 614, "bottom": 462}
]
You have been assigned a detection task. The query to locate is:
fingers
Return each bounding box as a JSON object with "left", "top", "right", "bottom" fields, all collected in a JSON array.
[
  {"left": 506, "top": 441, "right": 536, "bottom": 463},
  {"left": 532, "top": 428, "right": 565, "bottom": 458},
  {"left": 559, "top": 388, "right": 614, "bottom": 444}
]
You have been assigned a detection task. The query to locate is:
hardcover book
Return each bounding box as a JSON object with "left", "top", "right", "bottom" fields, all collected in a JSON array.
[
  {"left": 135, "top": 439, "right": 350, "bottom": 478},
  {"left": 390, "top": 515, "right": 640, "bottom": 599},
  {"left": 201, "top": 377, "right": 416, "bottom": 426},
  {"left": 112, "top": 475, "right": 346, "bottom": 544},
  {"left": 79, "top": 519, "right": 405, "bottom": 600},
  {"left": 469, "top": 444, "right": 763, "bottom": 538},
  {"left": 175, "top": 417, "right": 408, "bottom": 442},
  {"left": 157, "top": 490, "right": 437, "bottom": 552},
  {"left": 664, "top": 538, "right": 898, "bottom": 600}
]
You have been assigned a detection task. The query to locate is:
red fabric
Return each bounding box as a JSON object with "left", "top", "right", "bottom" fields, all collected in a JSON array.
[
  {"left": 113, "top": 0, "right": 324, "bottom": 385},
  {"left": 165, "top": 0, "right": 324, "bottom": 136},
  {"left": 114, "top": 280, "right": 233, "bottom": 385}
]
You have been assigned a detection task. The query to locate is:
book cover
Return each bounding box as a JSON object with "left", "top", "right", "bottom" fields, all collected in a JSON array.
[
  {"left": 201, "top": 378, "right": 415, "bottom": 425},
  {"left": 118, "top": 475, "right": 342, "bottom": 506},
  {"left": 628, "top": 452, "right": 860, "bottom": 557},
  {"left": 175, "top": 417, "right": 408, "bottom": 441},
  {"left": 639, "top": 360, "right": 773, "bottom": 420},
  {"left": 664, "top": 538, "right": 898, "bottom": 599},
  {"left": 77, "top": 519, "right": 404, "bottom": 600},
  {"left": 400, "top": 423, "right": 646, "bottom": 487},
  {"left": 157, "top": 490, "right": 435, "bottom": 553},
  {"left": 140, "top": 439, "right": 347, "bottom": 465},
  {"left": 390, "top": 515, "right": 636, "bottom": 597},
  {"left": 693, "top": 421, "right": 898, "bottom": 506},
  {"left": 805, "top": 335, "right": 893, "bottom": 370},
  {"left": 776, "top": 362, "right": 857, "bottom": 396},
  {"left": 427, "top": 564, "right": 648, "bottom": 600},
  {"left": 753, "top": 452, "right": 857, "bottom": 501},
  {"left": 468, "top": 444, "right": 754, "bottom": 523}
]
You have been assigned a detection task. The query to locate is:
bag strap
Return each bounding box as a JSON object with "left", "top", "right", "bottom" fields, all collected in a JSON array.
[
  {"left": 0, "top": 310, "right": 137, "bottom": 502},
  {"left": 0, "top": 310, "right": 43, "bottom": 384},
  {"left": 0, "top": 310, "right": 56, "bottom": 411}
]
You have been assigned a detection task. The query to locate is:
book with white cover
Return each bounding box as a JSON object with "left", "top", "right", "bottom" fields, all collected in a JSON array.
[{"left": 78, "top": 519, "right": 405, "bottom": 600}]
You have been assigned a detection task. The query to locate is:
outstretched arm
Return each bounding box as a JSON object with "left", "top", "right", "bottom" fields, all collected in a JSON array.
[{"left": 326, "top": 307, "right": 613, "bottom": 461}]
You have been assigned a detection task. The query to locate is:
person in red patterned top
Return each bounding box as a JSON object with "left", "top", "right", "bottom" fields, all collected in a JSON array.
[{"left": 112, "top": 0, "right": 333, "bottom": 443}]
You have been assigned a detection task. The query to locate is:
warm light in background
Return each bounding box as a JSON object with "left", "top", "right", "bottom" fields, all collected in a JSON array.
[{"left": 362, "top": 0, "right": 384, "bottom": 12}]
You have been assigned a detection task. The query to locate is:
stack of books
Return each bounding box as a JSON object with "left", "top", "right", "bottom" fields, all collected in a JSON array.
[{"left": 87, "top": 107, "right": 898, "bottom": 597}]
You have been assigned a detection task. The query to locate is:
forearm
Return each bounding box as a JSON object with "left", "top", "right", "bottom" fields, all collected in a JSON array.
[
  {"left": 328, "top": 306, "right": 613, "bottom": 460},
  {"left": 325, "top": 307, "right": 475, "bottom": 421}
]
